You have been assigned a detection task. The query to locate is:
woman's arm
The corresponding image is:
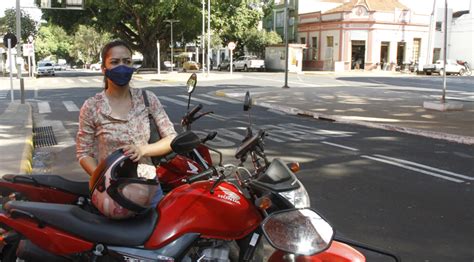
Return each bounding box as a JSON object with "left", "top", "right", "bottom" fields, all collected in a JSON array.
[{"left": 79, "top": 156, "right": 98, "bottom": 176}]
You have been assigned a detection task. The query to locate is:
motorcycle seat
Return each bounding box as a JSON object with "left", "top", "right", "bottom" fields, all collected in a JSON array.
[
  {"left": 2, "top": 174, "right": 89, "bottom": 196},
  {"left": 4, "top": 200, "right": 158, "bottom": 246}
]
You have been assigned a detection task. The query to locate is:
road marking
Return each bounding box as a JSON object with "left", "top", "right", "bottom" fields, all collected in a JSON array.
[
  {"left": 79, "top": 79, "right": 89, "bottom": 83},
  {"left": 159, "top": 96, "right": 190, "bottom": 106},
  {"left": 62, "top": 101, "right": 80, "bottom": 112},
  {"left": 65, "top": 78, "right": 74, "bottom": 83},
  {"left": 199, "top": 94, "right": 240, "bottom": 104},
  {"left": 267, "top": 109, "right": 288, "bottom": 115},
  {"left": 321, "top": 141, "right": 359, "bottom": 151},
  {"left": 374, "top": 154, "right": 474, "bottom": 181},
  {"left": 0, "top": 90, "right": 8, "bottom": 99},
  {"left": 176, "top": 95, "right": 217, "bottom": 105},
  {"left": 52, "top": 79, "right": 59, "bottom": 84},
  {"left": 93, "top": 79, "right": 102, "bottom": 83},
  {"left": 38, "top": 101, "right": 51, "bottom": 114},
  {"left": 207, "top": 114, "right": 228, "bottom": 121},
  {"left": 361, "top": 155, "right": 464, "bottom": 183}
]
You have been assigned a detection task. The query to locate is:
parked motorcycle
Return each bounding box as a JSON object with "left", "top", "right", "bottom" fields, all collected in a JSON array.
[
  {"left": 456, "top": 60, "right": 472, "bottom": 76},
  {"left": 0, "top": 73, "right": 214, "bottom": 207}
]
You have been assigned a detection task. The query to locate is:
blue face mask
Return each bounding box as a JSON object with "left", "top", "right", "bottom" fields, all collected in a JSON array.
[{"left": 105, "top": 65, "right": 134, "bottom": 86}]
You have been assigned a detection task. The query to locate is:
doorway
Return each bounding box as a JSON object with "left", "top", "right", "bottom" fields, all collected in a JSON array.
[
  {"left": 380, "top": 42, "right": 389, "bottom": 70},
  {"left": 396, "top": 42, "right": 406, "bottom": 69},
  {"left": 351, "top": 40, "right": 365, "bottom": 70}
]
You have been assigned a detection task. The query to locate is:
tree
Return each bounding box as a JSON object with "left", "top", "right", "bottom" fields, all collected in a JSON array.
[
  {"left": 0, "top": 8, "right": 37, "bottom": 42},
  {"left": 35, "top": 25, "right": 72, "bottom": 62},
  {"left": 243, "top": 29, "right": 282, "bottom": 58},
  {"left": 71, "top": 25, "right": 112, "bottom": 65},
  {"left": 40, "top": 0, "right": 203, "bottom": 68},
  {"left": 38, "top": 0, "right": 269, "bottom": 67}
]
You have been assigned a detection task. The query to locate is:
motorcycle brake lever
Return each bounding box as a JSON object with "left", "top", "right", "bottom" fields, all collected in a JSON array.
[{"left": 193, "top": 111, "right": 214, "bottom": 121}]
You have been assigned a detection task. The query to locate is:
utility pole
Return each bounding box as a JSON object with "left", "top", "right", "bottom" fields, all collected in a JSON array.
[
  {"left": 442, "top": 0, "right": 447, "bottom": 102},
  {"left": 202, "top": 0, "right": 205, "bottom": 74},
  {"left": 283, "top": 0, "right": 290, "bottom": 88},
  {"left": 207, "top": 0, "right": 211, "bottom": 76},
  {"left": 164, "top": 19, "right": 179, "bottom": 73}
]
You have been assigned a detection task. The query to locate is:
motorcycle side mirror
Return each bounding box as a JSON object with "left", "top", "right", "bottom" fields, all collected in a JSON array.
[
  {"left": 262, "top": 208, "right": 334, "bottom": 256},
  {"left": 170, "top": 131, "right": 201, "bottom": 154},
  {"left": 186, "top": 73, "right": 197, "bottom": 94},
  {"left": 243, "top": 91, "right": 252, "bottom": 111}
]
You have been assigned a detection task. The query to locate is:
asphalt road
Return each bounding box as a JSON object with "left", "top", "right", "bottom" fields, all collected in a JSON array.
[{"left": 1, "top": 70, "right": 473, "bottom": 261}]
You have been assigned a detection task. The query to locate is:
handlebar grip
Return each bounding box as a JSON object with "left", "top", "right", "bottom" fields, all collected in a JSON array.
[
  {"left": 186, "top": 167, "right": 216, "bottom": 183},
  {"left": 188, "top": 104, "right": 203, "bottom": 118}
]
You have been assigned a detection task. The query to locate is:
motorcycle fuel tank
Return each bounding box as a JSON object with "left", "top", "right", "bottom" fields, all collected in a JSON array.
[{"left": 145, "top": 181, "right": 262, "bottom": 248}]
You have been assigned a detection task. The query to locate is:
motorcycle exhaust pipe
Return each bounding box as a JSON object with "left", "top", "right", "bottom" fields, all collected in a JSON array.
[{"left": 16, "top": 239, "right": 70, "bottom": 262}]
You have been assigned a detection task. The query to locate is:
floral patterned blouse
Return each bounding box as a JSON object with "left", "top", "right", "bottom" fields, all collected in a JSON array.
[{"left": 76, "top": 88, "right": 177, "bottom": 178}]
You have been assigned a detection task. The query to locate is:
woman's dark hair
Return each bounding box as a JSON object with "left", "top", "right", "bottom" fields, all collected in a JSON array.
[{"left": 101, "top": 40, "right": 133, "bottom": 89}]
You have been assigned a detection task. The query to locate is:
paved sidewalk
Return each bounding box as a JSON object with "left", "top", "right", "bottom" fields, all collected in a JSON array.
[{"left": 0, "top": 102, "right": 33, "bottom": 176}]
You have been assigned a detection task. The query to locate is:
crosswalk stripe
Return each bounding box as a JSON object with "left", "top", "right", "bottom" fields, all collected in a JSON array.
[
  {"left": 198, "top": 94, "right": 240, "bottom": 104},
  {"left": 38, "top": 101, "right": 51, "bottom": 114},
  {"left": 93, "top": 79, "right": 102, "bottom": 83},
  {"left": 159, "top": 96, "right": 190, "bottom": 106},
  {"left": 79, "top": 79, "right": 89, "bottom": 83},
  {"left": 176, "top": 95, "right": 217, "bottom": 105},
  {"left": 52, "top": 79, "right": 60, "bottom": 84},
  {"left": 63, "top": 101, "right": 80, "bottom": 112},
  {"left": 65, "top": 79, "right": 74, "bottom": 83}
]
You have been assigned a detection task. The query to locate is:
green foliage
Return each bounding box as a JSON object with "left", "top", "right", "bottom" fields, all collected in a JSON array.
[
  {"left": 0, "top": 8, "right": 37, "bottom": 42},
  {"left": 36, "top": 0, "right": 276, "bottom": 66},
  {"left": 71, "top": 25, "right": 112, "bottom": 64},
  {"left": 35, "top": 24, "right": 72, "bottom": 62},
  {"left": 243, "top": 29, "right": 282, "bottom": 58}
]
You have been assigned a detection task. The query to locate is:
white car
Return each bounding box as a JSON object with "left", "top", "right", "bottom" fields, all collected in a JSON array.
[
  {"left": 90, "top": 62, "right": 101, "bottom": 71},
  {"left": 423, "top": 59, "right": 465, "bottom": 75},
  {"left": 35, "top": 62, "right": 55, "bottom": 77},
  {"left": 233, "top": 56, "right": 265, "bottom": 71}
]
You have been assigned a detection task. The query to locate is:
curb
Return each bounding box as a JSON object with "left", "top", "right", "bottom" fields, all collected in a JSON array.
[
  {"left": 20, "top": 103, "right": 34, "bottom": 174},
  {"left": 215, "top": 91, "right": 474, "bottom": 145}
]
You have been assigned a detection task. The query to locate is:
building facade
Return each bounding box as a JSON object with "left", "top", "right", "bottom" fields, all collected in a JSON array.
[{"left": 297, "top": 0, "right": 431, "bottom": 71}]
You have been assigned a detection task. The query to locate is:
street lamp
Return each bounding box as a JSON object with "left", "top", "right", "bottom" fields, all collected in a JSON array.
[{"left": 164, "top": 19, "right": 180, "bottom": 72}]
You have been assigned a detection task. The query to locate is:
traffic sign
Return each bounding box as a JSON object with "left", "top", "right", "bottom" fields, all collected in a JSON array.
[
  {"left": 3, "top": 33, "right": 17, "bottom": 48},
  {"left": 228, "top": 42, "right": 236, "bottom": 51},
  {"left": 23, "top": 43, "right": 34, "bottom": 56}
]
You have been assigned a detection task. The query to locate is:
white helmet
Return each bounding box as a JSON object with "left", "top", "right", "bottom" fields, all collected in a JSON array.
[{"left": 90, "top": 150, "right": 159, "bottom": 219}]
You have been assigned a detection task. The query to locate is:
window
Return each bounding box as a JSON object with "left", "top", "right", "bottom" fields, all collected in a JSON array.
[
  {"left": 327, "top": 36, "right": 334, "bottom": 47},
  {"left": 312, "top": 37, "right": 318, "bottom": 61},
  {"left": 301, "top": 37, "right": 307, "bottom": 60},
  {"left": 276, "top": 11, "right": 284, "bottom": 27},
  {"left": 300, "top": 37, "right": 306, "bottom": 45},
  {"left": 435, "top": 21, "right": 442, "bottom": 31}
]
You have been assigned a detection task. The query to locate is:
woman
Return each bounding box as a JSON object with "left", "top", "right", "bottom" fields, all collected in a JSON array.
[{"left": 76, "top": 40, "right": 177, "bottom": 219}]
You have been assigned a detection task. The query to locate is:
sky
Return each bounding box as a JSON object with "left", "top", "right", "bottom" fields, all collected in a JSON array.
[{"left": 0, "top": 0, "right": 472, "bottom": 21}]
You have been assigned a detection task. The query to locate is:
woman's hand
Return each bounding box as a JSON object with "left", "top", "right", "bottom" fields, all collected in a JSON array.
[{"left": 121, "top": 144, "right": 144, "bottom": 162}]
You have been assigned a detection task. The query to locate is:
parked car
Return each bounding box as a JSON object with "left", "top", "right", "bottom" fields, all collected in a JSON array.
[
  {"left": 217, "top": 59, "right": 230, "bottom": 71},
  {"left": 423, "top": 59, "right": 466, "bottom": 75},
  {"left": 233, "top": 56, "right": 265, "bottom": 72},
  {"left": 90, "top": 62, "right": 101, "bottom": 71},
  {"left": 163, "top": 60, "right": 176, "bottom": 70},
  {"left": 35, "top": 62, "right": 55, "bottom": 77},
  {"left": 132, "top": 59, "right": 142, "bottom": 70},
  {"left": 182, "top": 61, "right": 200, "bottom": 72}
]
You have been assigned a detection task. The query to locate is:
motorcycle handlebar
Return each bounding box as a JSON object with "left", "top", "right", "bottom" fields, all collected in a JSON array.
[
  {"left": 187, "top": 104, "right": 203, "bottom": 120},
  {"left": 185, "top": 167, "right": 217, "bottom": 183}
]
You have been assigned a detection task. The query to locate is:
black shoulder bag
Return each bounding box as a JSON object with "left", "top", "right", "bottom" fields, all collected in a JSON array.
[{"left": 142, "top": 90, "right": 162, "bottom": 166}]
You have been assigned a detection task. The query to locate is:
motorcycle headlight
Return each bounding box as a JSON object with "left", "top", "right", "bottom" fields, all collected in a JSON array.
[
  {"left": 278, "top": 180, "right": 310, "bottom": 208},
  {"left": 262, "top": 208, "right": 334, "bottom": 256}
]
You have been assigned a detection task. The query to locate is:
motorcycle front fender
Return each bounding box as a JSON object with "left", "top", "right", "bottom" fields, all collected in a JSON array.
[{"left": 268, "top": 240, "right": 365, "bottom": 262}]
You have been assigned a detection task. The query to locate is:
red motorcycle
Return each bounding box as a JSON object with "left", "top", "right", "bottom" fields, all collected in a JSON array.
[
  {"left": 0, "top": 92, "right": 400, "bottom": 262},
  {"left": 0, "top": 73, "right": 214, "bottom": 207}
]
